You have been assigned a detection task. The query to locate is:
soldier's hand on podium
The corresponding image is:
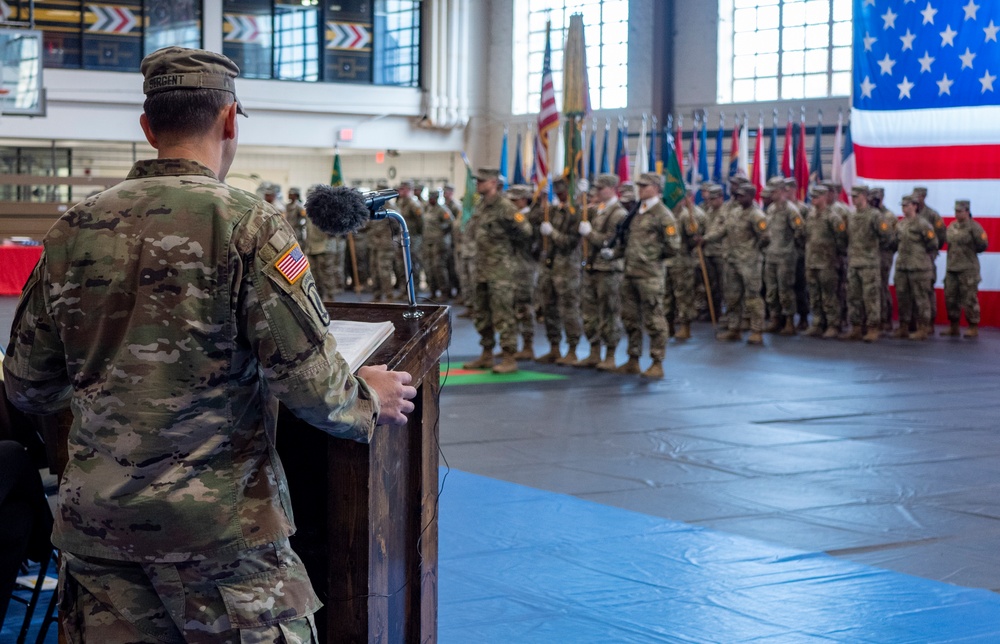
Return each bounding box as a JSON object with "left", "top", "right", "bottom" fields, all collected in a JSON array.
[{"left": 359, "top": 364, "right": 417, "bottom": 426}]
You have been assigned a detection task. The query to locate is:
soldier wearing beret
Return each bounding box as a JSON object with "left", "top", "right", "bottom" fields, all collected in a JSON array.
[
  {"left": 3, "top": 46, "right": 416, "bottom": 642},
  {"left": 941, "top": 200, "right": 989, "bottom": 338},
  {"left": 707, "top": 182, "right": 770, "bottom": 345},
  {"left": 843, "top": 185, "right": 896, "bottom": 342},
  {"left": 580, "top": 173, "right": 627, "bottom": 369},
  {"left": 611, "top": 173, "right": 681, "bottom": 378},
  {"left": 462, "top": 168, "right": 533, "bottom": 374},
  {"left": 535, "top": 177, "right": 584, "bottom": 365},
  {"left": 802, "top": 184, "right": 847, "bottom": 338},
  {"left": 893, "top": 195, "right": 938, "bottom": 340}
]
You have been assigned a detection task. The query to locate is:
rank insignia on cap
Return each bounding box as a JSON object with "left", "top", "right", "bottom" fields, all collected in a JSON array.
[{"left": 276, "top": 244, "right": 309, "bottom": 284}]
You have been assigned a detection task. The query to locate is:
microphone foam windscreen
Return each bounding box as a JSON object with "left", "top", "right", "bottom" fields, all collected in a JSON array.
[{"left": 304, "top": 185, "right": 370, "bottom": 235}]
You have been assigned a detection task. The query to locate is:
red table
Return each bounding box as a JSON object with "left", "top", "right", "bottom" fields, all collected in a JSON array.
[{"left": 0, "top": 244, "right": 43, "bottom": 295}]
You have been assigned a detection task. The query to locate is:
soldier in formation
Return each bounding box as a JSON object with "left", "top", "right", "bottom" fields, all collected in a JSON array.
[
  {"left": 665, "top": 185, "right": 706, "bottom": 340},
  {"left": 422, "top": 188, "right": 454, "bottom": 300},
  {"left": 763, "top": 177, "right": 805, "bottom": 335},
  {"left": 941, "top": 199, "right": 989, "bottom": 338},
  {"left": 507, "top": 184, "right": 540, "bottom": 360},
  {"left": 536, "top": 178, "right": 584, "bottom": 365}
]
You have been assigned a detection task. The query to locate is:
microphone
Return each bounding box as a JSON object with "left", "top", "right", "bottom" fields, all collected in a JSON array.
[{"left": 304, "top": 185, "right": 400, "bottom": 236}]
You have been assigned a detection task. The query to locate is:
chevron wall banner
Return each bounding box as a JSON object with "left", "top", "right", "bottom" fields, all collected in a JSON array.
[
  {"left": 224, "top": 14, "right": 268, "bottom": 44},
  {"left": 87, "top": 5, "right": 138, "bottom": 33},
  {"left": 325, "top": 21, "right": 371, "bottom": 51}
]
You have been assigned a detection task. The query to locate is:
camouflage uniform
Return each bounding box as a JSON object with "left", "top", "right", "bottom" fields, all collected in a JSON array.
[
  {"left": 4, "top": 158, "right": 380, "bottom": 642},
  {"left": 701, "top": 197, "right": 728, "bottom": 324},
  {"left": 471, "top": 192, "right": 533, "bottom": 353},
  {"left": 894, "top": 215, "right": 938, "bottom": 332},
  {"left": 664, "top": 202, "right": 706, "bottom": 328},
  {"left": 422, "top": 202, "right": 453, "bottom": 298},
  {"left": 512, "top": 199, "right": 543, "bottom": 352},
  {"left": 304, "top": 216, "right": 337, "bottom": 302},
  {"left": 876, "top": 203, "right": 899, "bottom": 329},
  {"left": 803, "top": 197, "right": 847, "bottom": 333},
  {"left": 845, "top": 205, "right": 895, "bottom": 331},
  {"left": 619, "top": 197, "right": 681, "bottom": 361},
  {"left": 285, "top": 195, "right": 308, "bottom": 244},
  {"left": 537, "top": 199, "right": 584, "bottom": 353},
  {"left": 445, "top": 195, "right": 463, "bottom": 296},
  {"left": 708, "top": 199, "right": 770, "bottom": 334},
  {"left": 366, "top": 218, "right": 398, "bottom": 301},
  {"left": 581, "top": 198, "right": 627, "bottom": 353},
  {"left": 763, "top": 200, "right": 805, "bottom": 326},
  {"left": 944, "top": 217, "right": 989, "bottom": 327},
  {"left": 916, "top": 197, "right": 947, "bottom": 321},
  {"left": 393, "top": 196, "right": 424, "bottom": 291}
]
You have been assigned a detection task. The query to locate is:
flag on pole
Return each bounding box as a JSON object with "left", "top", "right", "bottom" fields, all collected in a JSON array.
[
  {"left": 535, "top": 21, "right": 558, "bottom": 183},
  {"left": 634, "top": 116, "right": 649, "bottom": 177},
  {"left": 616, "top": 120, "right": 630, "bottom": 181},
  {"left": 713, "top": 116, "right": 724, "bottom": 187},
  {"left": 795, "top": 115, "right": 809, "bottom": 202},
  {"left": 331, "top": 147, "right": 344, "bottom": 186},
  {"left": 513, "top": 129, "right": 526, "bottom": 185},
  {"left": 600, "top": 120, "right": 610, "bottom": 174},
  {"left": 675, "top": 116, "right": 685, "bottom": 183},
  {"left": 738, "top": 117, "right": 750, "bottom": 179},
  {"left": 649, "top": 119, "right": 659, "bottom": 175},
  {"left": 499, "top": 126, "right": 509, "bottom": 190},
  {"left": 662, "top": 120, "right": 672, "bottom": 179},
  {"left": 831, "top": 111, "right": 843, "bottom": 185},
  {"left": 811, "top": 116, "right": 824, "bottom": 185},
  {"left": 767, "top": 117, "right": 779, "bottom": 181},
  {"left": 839, "top": 124, "right": 855, "bottom": 205},
  {"left": 688, "top": 116, "right": 699, "bottom": 185},
  {"left": 460, "top": 151, "right": 477, "bottom": 229},
  {"left": 587, "top": 122, "right": 597, "bottom": 180},
  {"left": 728, "top": 117, "right": 741, "bottom": 187},
  {"left": 750, "top": 119, "right": 764, "bottom": 203},
  {"left": 782, "top": 116, "right": 794, "bottom": 178},
  {"left": 662, "top": 119, "right": 685, "bottom": 209},
  {"left": 562, "top": 13, "right": 590, "bottom": 204},
  {"left": 698, "top": 117, "right": 709, "bottom": 188}
]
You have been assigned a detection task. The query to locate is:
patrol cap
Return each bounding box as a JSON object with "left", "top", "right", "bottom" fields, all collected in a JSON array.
[
  {"left": 821, "top": 180, "right": 841, "bottom": 192},
  {"left": 782, "top": 177, "right": 797, "bottom": 188},
  {"left": 141, "top": 47, "right": 247, "bottom": 116},
  {"left": 507, "top": 184, "right": 533, "bottom": 200},
  {"left": 475, "top": 168, "right": 503, "bottom": 182},
  {"left": 594, "top": 173, "right": 620, "bottom": 189},
  {"left": 261, "top": 181, "right": 278, "bottom": 195},
  {"left": 760, "top": 185, "right": 774, "bottom": 198},
  {"left": 955, "top": 199, "right": 971, "bottom": 210},
  {"left": 635, "top": 172, "right": 664, "bottom": 190},
  {"left": 766, "top": 176, "right": 785, "bottom": 188},
  {"left": 809, "top": 184, "right": 830, "bottom": 197},
  {"left": 397, "top": 179, "right": 414, "bottom": 189},
  {"left": 728, "top": 174, "right": 745, "bottom": 185},
  {"left": 735, "top": 184, "right": 757, "bottom": 198},
  {"left": 851, "top": 184, "right": 870, "bottom": 196},
  {"left": 870, "top": 187, "right": 885, "bottom": 199},
  {"left": 443, "top": 183, "right": 455, "bottom": 191},
  {"left": 700, "top": 181, "right": 718, "bottom": 192},
  {"left": 707, "top": 184, "right": 724, "bottom": 197},
  {"left": 901, "top": 194, "right": 916, "bottom": 205},
  {"left": 288, "top": 186, "right": 301, "bottom": 196},
  {"left": 618, "top": 182, "right": 637, "bottom": 201},
  {"left": 376, "top": 179, "right": 390, "bottom": 190},
  {"left": 912, "top": 186, "right": 928, "bottom": 197},
  {"left": 552, "top": 177, "right": 569, "bottom": 191}
]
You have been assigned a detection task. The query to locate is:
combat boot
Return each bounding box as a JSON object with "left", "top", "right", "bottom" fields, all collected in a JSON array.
[
  {"left": 596, "top": 354, "right": 617, "bottom": 371},
  {"left": 940, "top": 322, "right": 961, "bottom": 337},
  {"left": 746, "top": 331, "right": 764, "bottom": 345},
  {"left": 716, "top": 329, "right": 741, "bottom": 342},
  {"left": 892, "top": 326, "right": 910, "bottom": 339},
  {"left": 640, "top": 359, "right": 664, "bottom": 380},
  {"left": 839, "top": 327, "right": 863, "bottom": 341},
  {"left": 821, "top": 327, "right": 840, "bottom": 339},
  {"left": 805, "top": 324, "right": 823, "bottom": 337},
  {"left": 674, "top": 323, "right": 691, "bottom": 340},
  {"left": 613, "top": 356, "right": 641, "bottom": 375},
  {"left": 535, "top": 343, "right": 562, "bottom": 363},
  {"left": 964, "top": 324, "right": 979, "bottom": 338},
  {"left": 556, "top": 344, "right": 580, "bottom": 366},
  {"left": 462, "top": 350, "right": 495, "bottom": 370},
  {"left": 577, "top": 342, "right": 602, "bottom": 368},
  {"left": 862, "top": 329, "right": 880, "bottom": 343},
  {"left": 779, "top": 317, "right": 797, "bottom": 336},
  {"left": 908, "top": 325, "right": 929, "bottom": 341},
  {"left": 513, "top": 335, "right": 534, "bottom": 360},
  {"left": 492, "top": 352, "right": 519, "bottom": 374},
  {"left": 764, "top": 317, "right": 782, "bottom": 333}
]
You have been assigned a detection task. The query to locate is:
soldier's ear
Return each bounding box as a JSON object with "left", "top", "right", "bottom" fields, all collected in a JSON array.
[{"left": 139, "top": 113, "right": 159, "bottom": 149}]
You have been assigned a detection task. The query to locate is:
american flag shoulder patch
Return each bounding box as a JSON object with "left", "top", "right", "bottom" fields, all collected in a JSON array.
[{"left": 275, "top": 244, "right": 309, "bottom": 284}]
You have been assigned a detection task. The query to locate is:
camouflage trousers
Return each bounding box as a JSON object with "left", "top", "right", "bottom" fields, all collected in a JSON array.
[
  {"left": 944, "top": 269, "right": 982, "bottom": 324},
  {"left": 59, "top": 540, "right": 319, "bottom": 644},
  {"left": 472, "top": 279, "right": 518, "bottom": 353},
  {"left": 395, "top": 236, "right": 422, "bottom": 291},
  {"left": 806, "top": 267, "right": 841, "bottom": 329},
  {"left": 621, "top": 274, "right": 668, "bottom": 360},
  {"left": 581, "top": 269, "right": 624, "bottom": 348},
  {"left": 895, "top": 269, "right": 933, "bottom": 327},
  {"left": 701, "top": 253, "right": 725, "bottom": 325},
  {"left": 795, "top": 254, "right": 810, "bottom": 319},
  {"left": 537, "top": 266, "right": 583, "bottom": 346},
  {"left": 307, "top": 252, "right": 338, "bottom": 302},
  {"left": 664, "top": 261, "right": 697, "bottom": 325},
  {"left": 422, "top": 240, "right": 449, "bottom": 297},
  {"left": 513, "top": 262, "right": 538, "bottom": 341},
  {"left": 880, "top": 250, "right": 895, "bottom": 326},
  {"left": 764, "top": 255, "right": 797, "bottom": 318},
  {"left": 369, "top": 242, "right": 397, "bottom": 300},
  {"left": 846, "top": 265, "right": 882, "bottom": 327},
  {"left": 456, "top": 250, "right": 476, "bottom": 305},
  {"left": 724, "top": 259, "right": 764, "bottom": 333}
]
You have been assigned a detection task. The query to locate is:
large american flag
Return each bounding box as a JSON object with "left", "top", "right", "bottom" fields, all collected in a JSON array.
[
  {"left": 535, "top": 21, "right": 559, "bottom": 180},
  {"left": 853, "top": 0, "right": 1000, "bottom": 325}
]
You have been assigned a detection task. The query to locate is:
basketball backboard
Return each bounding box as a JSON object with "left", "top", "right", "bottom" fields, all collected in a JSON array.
[{"left": 0, "top": 28, "right": 44, "bottom": 116}]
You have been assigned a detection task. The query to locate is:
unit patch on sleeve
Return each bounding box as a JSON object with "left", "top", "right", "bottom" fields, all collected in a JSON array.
[{"left": 275, "top": 244, "right": 310, "bottom": 284}]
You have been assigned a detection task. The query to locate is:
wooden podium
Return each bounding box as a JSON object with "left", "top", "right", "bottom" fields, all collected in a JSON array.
[{"left": 277, "top": 302, "right": 451, "bottom": 643}]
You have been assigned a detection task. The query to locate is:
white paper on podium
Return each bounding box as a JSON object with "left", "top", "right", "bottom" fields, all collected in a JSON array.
[{"left": 329, "top": 320, "right": 395, "bottom": 372}]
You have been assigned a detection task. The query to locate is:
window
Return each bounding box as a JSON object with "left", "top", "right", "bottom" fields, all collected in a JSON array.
[
  {"left": 512, "top": 0, "right": 629, "bottom": 115},
  {"left": 373, "top": 0, "right": 421, "bottom": 87},
  {"left": 274, "top": 0, "right": 320, "bottom": 81},
  {"left": 718, "top": 0, "right": 852, "bottom": 103}
]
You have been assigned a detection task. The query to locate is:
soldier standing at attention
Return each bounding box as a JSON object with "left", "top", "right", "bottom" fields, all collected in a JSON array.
[
  {"left": 3, "top": 46, "right": 416, "bottom": 642},
  {"left": 507, "top": 184, "right": 540, "bottom": 360},
  {"left": 612, "top": 173, "right": 680, "bottom": 379},
  {"left": 709, "top": 183, "right": 770, "bottom": 345},
  {"left": 442, "top": 184, "right": 462, "bottom": 298},
  {"left": 893, "top": 195, "right": 939, "bottom": 341},
  {"left": 802, "top": 184, "right": 847, "bottom": 339},
  {"left": 941, "top": 199, "right": 989, "bottom": 338},
  {"left": 535, "top": 177, "right": 584, "bottom": 366},
  {"left": 665, "top": 185, "right": 706, "bottom": 341},
  {"left": 763, "top": 178, "right": 805, "bottom": 335},
  {"left": 366, "top": 205, "right": 398, "bottom": 302},
  {"left": 421, "top": 188, "right": 453, "bottom": 300},
  {"left": 842, "top": 185, "right": 895, "bottom": 342},
  {"left": 912, "top": 186, "right": 947, "bottom": 323},
  {"left": 580, "top": 173, "right": 627, "bottom": 369},
  {"left": 701, "top": 183, "right": 728, "bottom": 328},
  {"left": 302, "top": 186, "right": 337, "bottom": 302},
  {"left": 284, "top": 185, "right": 306, "bottom": 243},
  {"left": 462, "top": 168, "right": 533, "bottom": 374},
  {"left": 392, "top": 181, "right": 424, "bottom": 294},
  {"left": 869, "top": 187, "right": 898, "bottom": 335}
]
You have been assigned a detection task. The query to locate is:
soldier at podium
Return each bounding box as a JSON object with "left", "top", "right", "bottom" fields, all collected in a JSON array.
[{"left": 3, "top": 47, "right": 416, "bottom": 643}]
